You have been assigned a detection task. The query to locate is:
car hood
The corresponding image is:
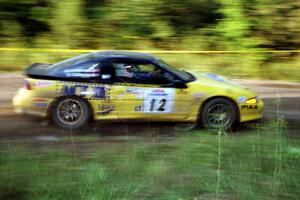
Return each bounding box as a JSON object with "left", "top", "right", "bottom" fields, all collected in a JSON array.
[{"left": 188, "top": 71, "right": 257, "bottom": 97}]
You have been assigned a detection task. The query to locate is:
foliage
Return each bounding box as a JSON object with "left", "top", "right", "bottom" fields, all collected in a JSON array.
[{"left": 0, "top": 0, "right": 300, "bottom": 81}]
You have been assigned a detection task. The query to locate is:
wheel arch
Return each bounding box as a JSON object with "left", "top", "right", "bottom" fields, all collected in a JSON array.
[{"left": 46, "top": 95, "right": 94, "bottom": 121}]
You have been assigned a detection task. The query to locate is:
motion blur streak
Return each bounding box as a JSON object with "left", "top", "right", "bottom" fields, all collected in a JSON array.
[{"left": 1, "top": 48, "right": 300, "bottom": 54}]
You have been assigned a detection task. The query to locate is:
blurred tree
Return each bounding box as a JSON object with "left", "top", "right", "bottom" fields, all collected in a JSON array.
[
  {"left": 0, "top": 0, "right": 50, "bottom": 46},
  {"left": 241, "top": 0, "right": 300, "bottom": 51},
  {"left": 0, "top": 0, "right": 300, "bottom": 80},
  {"left": 214, "top": 0, "right": 260, "bottom": 50},
  {"left": 1, "top": 0, "right": 299, "bottom": 51},
  {"left": 49, "top": 0, "right": 88, "bottom": 48},
  {"left": 157, "top": 0, "right": 222, "bottom": 36}
]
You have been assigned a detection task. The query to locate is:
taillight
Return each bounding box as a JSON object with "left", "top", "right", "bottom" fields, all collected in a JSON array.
[{"left": 24, "top": 80, "right": 32, "bottom": 90}]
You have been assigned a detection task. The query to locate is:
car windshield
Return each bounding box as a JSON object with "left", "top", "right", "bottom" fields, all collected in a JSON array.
[{"left": 156, "top": 59, "right": 195, "bottom": 82}]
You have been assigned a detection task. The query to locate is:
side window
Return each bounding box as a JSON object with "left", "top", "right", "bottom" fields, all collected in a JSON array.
[
  {"left": 55, "top": 59, "right": 116, "bottom": 83},
  {"left": 53, "top": 60, "right": 100, "bottom": 80},
  {"left": 112, "top": 60, "right": 175, "bottom": 85},
  {"left": 138, "top": 63, "right": 156, "bottom": 73}
]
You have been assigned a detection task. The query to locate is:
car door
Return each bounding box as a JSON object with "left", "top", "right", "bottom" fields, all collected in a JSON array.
[
  {"left": 110, "top": 58, "right": 193, "bottom": 121},
  {"left": 141, "top": 86, "right": 192, "bottom": 121}
]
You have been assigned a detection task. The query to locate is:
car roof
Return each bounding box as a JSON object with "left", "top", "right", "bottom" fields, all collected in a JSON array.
[{"left": 92, "top": 51, "right": 158, "bottom": 61}]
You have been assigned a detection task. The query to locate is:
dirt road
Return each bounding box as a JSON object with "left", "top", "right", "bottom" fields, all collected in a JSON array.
[{"left": 0, "top": 74, "right": 299, "bottom": 140}]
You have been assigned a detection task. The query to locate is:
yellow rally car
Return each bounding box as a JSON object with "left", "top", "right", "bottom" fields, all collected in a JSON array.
[{"left": 13, "top": 51, "right": 263, "bottom": 129}]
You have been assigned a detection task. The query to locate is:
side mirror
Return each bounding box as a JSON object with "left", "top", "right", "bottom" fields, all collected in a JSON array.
[{"left": 173, "top": 80, "right": 187, "bottom": 88}]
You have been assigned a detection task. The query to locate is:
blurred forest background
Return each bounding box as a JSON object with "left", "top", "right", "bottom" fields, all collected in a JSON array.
[{"left": 0, "top": 0, "right": 299, "bottom": 81}]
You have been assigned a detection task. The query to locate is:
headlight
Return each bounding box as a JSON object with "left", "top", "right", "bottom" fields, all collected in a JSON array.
[{"left": 246, "top": 97, "right": 258, "bottom": 104}]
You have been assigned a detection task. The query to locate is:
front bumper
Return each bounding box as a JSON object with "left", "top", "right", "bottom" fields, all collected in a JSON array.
[{"left": 239, "top": 99, "right": 264, "bottom": 122}]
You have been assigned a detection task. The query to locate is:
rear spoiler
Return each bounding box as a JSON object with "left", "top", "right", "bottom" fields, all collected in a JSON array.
[
  {"left": 24, "top": 63, "right": 99, "bottom": 82},
  {"left": 25, "top": 63, "right": 52, "bottom": 76}
]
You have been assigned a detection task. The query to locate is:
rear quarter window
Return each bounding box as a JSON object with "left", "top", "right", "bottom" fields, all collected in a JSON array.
[{"left": 50, "top": 61, "right": 101, "bottom": 79}]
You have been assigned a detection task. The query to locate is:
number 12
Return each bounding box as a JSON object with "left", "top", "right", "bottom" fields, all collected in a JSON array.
[{"left": 150, "top": 98, "right": 166, "bottom": 112}]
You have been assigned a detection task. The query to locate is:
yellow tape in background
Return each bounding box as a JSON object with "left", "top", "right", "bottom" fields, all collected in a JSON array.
[{"left": 1, "top": 47, "right": 300, "bottom": 54}]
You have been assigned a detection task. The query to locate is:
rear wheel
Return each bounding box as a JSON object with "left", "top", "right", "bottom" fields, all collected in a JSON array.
[
  {"left": 51, "top": 96, "right": 90, "bottom": 129},
  {"left": 200, "top": 98, "right": 237, "bottom": 130}
]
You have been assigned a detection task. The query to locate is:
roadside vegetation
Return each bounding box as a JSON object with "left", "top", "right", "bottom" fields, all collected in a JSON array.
[
  {"left": 1, "top": 0, "right": 300, "bottom": 81},
  {"left": 1, "top": 120, "right": 299, "bottom": 200}
]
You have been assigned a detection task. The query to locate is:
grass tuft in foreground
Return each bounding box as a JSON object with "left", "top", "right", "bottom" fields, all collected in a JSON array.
[{"left": 0, "top": 121, "right": 299, "bottom": 200}]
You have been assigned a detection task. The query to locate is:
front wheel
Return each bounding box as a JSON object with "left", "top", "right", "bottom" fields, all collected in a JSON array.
[
  {"left": 51, "top": 96, "right": 90, "bottom": 130},
  {"left": 200, "top": 98, "right": 237, "bottom": 130}
]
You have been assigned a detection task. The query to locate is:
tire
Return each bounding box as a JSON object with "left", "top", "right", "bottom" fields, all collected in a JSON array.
[
  {"left": 200, "top": 98, "right": 237, "bottom": 130},
  {"left": 51, "top": 96, "right": 90, "bottom": 130}
]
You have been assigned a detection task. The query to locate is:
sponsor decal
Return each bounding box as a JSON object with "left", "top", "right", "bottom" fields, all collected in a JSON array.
[
  {"left": 151, "top": 89, "right": 164, "bottom": 93},
  {"left": 32, "top": 98, "right": 48, "bottom": 107},
  {"left": 101, "top": 74, "right": 111, "bottom": 79},
  {"left": 241, "top": 105, "right": 258, "bottom": 110},
  {"left": 64, "top": 67, "right": 100, "bottom": 78},
  {"left": 64, "top": 68, "right": 100, "bottom": 73},
  {"left": 33, "top": 98, "right": 48, "bottom": 102},
  {"left": 192, "top": 93, "right": 204, "bottom": 98},
  {"left": 206, "top": 73, "right": 226, "bottom": 82},
  {"left": 134, "top": 105, "right": 143, "bottom": 112},
  {"left": 65, "top": 73, "right": 99, "bottom": 78},
  {"left": 98, "top": 104, "right": 115, "bottom": 111},
  {"left": 97, "top": 104, "right": 115, "bottom": 115},
  {"left": 148, "top": 89, "right": 168, "bottom": 97},
  {"left": 32, "top": 103, "right": 48, "bottom": 107},
  {"left": 93, "top": 87, "right": 107, "bottom": 99},
  {"left": 33, "top": 82, "right": 53, "bottom": 87},
  {"left": 126, "top": 87, "right": 142, "bottom": 94},
  {"left": 61, "top": 85, "right": 107, "bottom": 99},
  {"left": 237, "top": 96, "right": 246, "bottom": 103},
  {"left": 79, "top": 90, "right": 95, "bottom": 96}
]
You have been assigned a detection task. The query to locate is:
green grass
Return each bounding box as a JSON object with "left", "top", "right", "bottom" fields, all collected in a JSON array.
[{"left": 0, "top": 121, "right": 300, "bottom": 200}]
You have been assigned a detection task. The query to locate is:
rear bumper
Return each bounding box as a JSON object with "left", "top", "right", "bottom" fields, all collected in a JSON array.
[{"left": 12, "top": 88, "right": 48, "bottom": 117}]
